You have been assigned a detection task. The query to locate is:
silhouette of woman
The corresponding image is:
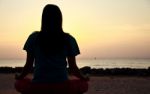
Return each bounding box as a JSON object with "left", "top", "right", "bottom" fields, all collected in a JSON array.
[{"left": 15, "top": 4, "right": 88, "bottom": 94}]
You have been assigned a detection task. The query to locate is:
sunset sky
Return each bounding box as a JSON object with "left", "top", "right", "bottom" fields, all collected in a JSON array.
[{"left": 0, "top": 0, "right": 150, "bottom": 59}]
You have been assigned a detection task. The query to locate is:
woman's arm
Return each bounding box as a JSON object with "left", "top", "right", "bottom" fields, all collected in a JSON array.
[
  {"left": 67, "top": 56, "right": 89, "bottom": 81},
  {"left": 15, "top": 52, "right": 34, "bottom": 80}
]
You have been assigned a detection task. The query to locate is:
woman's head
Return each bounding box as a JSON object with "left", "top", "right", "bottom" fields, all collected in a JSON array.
[
  {"left": 38, "top": 4, "right": 65, "bottom": 56},
  {"left": 41, "top": 4, "right": 63, "bottom": 32}
]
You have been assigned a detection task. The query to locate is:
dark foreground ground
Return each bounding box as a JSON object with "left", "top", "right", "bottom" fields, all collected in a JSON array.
[{"left": 0, "top": 74, "right": 150, "bottom": 94}]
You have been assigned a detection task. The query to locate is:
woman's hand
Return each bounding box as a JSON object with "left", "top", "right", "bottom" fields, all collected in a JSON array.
[
  {"left": 68, "top": 74, "right": 90, "bottom": 81},
  {"left": 15, "top": 73, "right": 23, "bottom": 80},
  {"left": 67, "top": 56, "right": 90, "bottom": 81},
  {"left": 15, "top": 52, "right": 34, "bottom": 80},
  {"left": 80, "top": 74, "right": 90, "bottom": 81}
]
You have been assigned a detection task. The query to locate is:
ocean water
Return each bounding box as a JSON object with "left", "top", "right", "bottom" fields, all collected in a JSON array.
[{"left": 0, "top": 59, "right": 150, "bottom": 69}]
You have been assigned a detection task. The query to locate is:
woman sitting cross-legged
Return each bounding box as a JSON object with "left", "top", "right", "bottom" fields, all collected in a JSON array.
[{"left": 15, "top": 4, "right": 89, "bottom": 94}]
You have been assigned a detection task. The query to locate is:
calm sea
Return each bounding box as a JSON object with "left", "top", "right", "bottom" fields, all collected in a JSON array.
[{"left": 0, "top": 59, "right": 150, "bottom": 69}]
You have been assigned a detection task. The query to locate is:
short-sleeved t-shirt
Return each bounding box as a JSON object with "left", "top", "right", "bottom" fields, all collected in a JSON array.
[{"left": 23, "top": 31, "right": 80, "bottom": 83}]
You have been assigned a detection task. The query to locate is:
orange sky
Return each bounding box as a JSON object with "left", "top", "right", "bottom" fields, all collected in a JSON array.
[{"left": 0, "top": 0, "right": 150, "bottom": 59}]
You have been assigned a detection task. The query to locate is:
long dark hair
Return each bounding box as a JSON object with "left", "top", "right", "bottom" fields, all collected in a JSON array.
[{"left": 38, "top": 4, "right": 65, "bottom": 56}]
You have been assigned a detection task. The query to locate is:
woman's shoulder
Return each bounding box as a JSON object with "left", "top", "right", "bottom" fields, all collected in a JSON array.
[
  {"left": 28, "top": 31, "right": 39, "bottom": 38},
  {"left": 64, "top": 33, "right": 78, "bottom": 46},
  {"left": 64, "top": 33, "right": 75, "bottom": 40},
  {"left": 30, "top": 31, "right": 39, "bottom": 36},
  {"left": 26, "top": 31, "right": 40, "bottom": 42}
]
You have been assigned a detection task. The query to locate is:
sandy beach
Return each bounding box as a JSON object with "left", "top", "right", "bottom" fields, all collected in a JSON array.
[{"left": 0, "top": 74, "right": 150, "bottom": 94}]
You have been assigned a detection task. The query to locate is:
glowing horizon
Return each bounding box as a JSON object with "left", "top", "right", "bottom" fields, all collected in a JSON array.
[{"left": 0, "top": 0, "right": 150, "bottom": 59}]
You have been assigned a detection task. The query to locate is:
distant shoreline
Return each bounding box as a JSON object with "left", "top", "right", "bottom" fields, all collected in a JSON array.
[
  {"left": 1, "top": 59, "right": 150, "bottom": 69},
  {"left": 0, "top": 66, "right": 150, "bottom": 76}
]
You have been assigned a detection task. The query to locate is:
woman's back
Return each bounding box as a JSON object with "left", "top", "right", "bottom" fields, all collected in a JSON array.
[{"left": 23, "top": 31, "right": 80, "bottom": 83}]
